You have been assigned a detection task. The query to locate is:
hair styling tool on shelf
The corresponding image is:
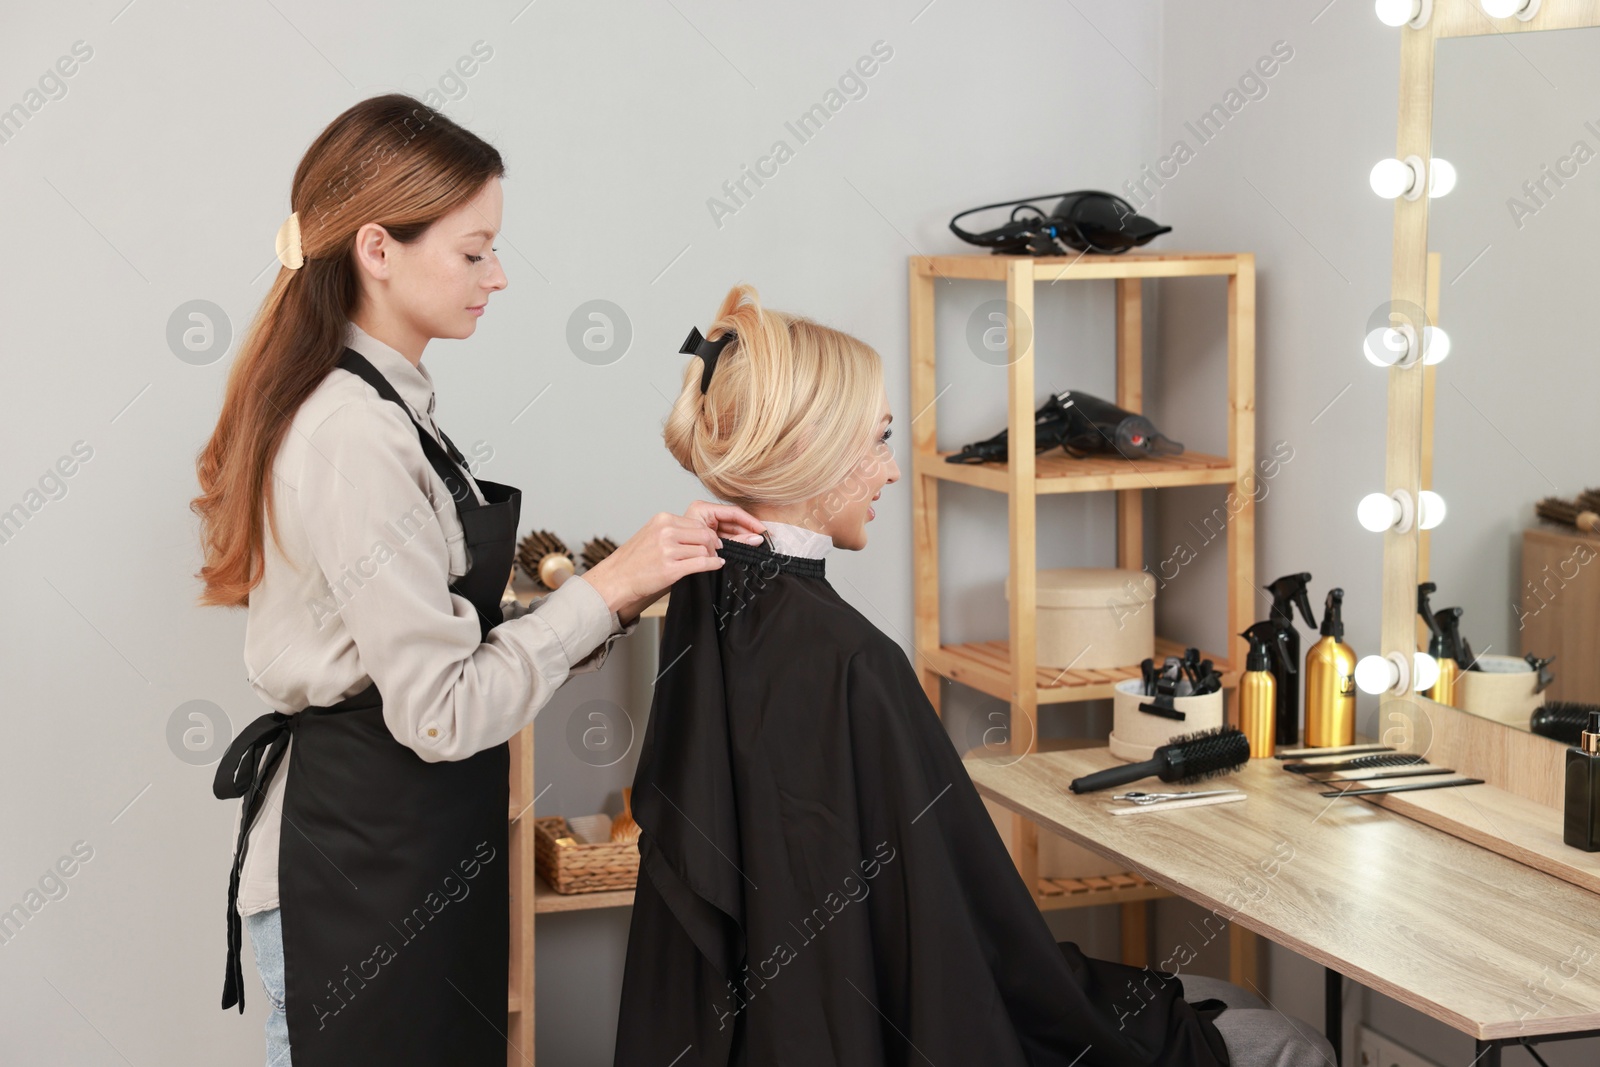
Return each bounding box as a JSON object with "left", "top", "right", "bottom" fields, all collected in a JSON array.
[
  {"left": 1283, "top": 752, "right": 1427, "bottom": 775},
  {"left": 1318, "top": 778, "right": 1484, "bottom": 799},
  {"left": 948, "top": 190, "right": 1171, "bottom": 256},
  {"left": 1069, "top": 726, "right": 1249, "bottom": 794},
  {"left": 1264, "top": 574, "right": 1318, "bottom": 746},
  {"left": 1531, "top": 702, "right": 1600, "bottom": 746},
  {"left": 1524, "top": 653, "right": 1557, "bottom": 694},
  {"left": 517, "top": 529, "right": 577, "bottom": 592},
  {"left": 1139, "top": 657, "right": 1187, "bottom": 719},
  {"left": 1137, "top": 651, "right": 1224, "bottom": 719},
  {"left": 1536, "top": 496, "right": 1600, "bottom": 533},
  {"left": 945, "top": 390, "right": 1183, "bottom": 466}
]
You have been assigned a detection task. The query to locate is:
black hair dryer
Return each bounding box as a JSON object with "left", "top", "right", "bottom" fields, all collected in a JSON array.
[{"left": 946, "top": 390, "right": 1183, "bottom": 465}]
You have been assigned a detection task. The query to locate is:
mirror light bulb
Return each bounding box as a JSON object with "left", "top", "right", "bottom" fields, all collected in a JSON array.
[
  {"left": 1422, "top": 325, "right": 1451, "bottom": 365},
  {"left": 1359, "top": 489, "right": 1415, "bottom": 533},
  {"left": 1365, "top": 325, "right": 1415, "bottom": 368},
  {"left": 1413, "top": 652, "right": 1441, "bottom": 692},
  {"left": 1375, "top": 0, "right": 1421, "bottom": 25},
  {"left": 1356, "top": 655, "right": 1401, "bottom": 696},
  {"left": 1418, "top": 490, "right": 1447, "bottom": 530},
  {"left": 1359, "top": 492, "right": 1401, "bottom": 533},
  {"left": 1428, "top": 158, "right": 1457, "bottom": 197},
  {"left": 1481, "top": 0, "right": 1538, "bottom": 18},
  {"left": 1370, "top": 158, "right": 1416, "bottom": 199}
]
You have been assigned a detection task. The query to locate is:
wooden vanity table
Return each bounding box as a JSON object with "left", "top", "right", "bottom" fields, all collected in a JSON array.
[{"left": 964, "top": 747, "right": 1600, "bottom": 1067}]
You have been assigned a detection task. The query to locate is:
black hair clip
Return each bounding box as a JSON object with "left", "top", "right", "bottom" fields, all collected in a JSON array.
[{"left": 680, "top": 326, "right": 737, "bottom": 394}]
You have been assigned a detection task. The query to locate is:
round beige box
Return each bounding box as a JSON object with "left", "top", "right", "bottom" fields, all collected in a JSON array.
[
  {"left": 1453, "top": 653, "right": 1546, "bottom": 727},
  {"left": 1003, "top": 567, "right": 1157, "bottom": 670},
  {"left": 1108, "top": 677, "right": 1224, "bottom": 762}
]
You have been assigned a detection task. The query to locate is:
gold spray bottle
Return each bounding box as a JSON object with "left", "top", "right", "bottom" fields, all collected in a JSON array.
[
  {"left": 1239, "top": 624, "right": 1283, "bottom": 758},
  {"left": 1304, "top": 588, "right": 1357, "bottom": 748}
]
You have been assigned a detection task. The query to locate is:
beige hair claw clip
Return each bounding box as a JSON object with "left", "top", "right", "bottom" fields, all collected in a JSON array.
[{"left": 275, "top": 210, "right": 304, "bottom": 270}]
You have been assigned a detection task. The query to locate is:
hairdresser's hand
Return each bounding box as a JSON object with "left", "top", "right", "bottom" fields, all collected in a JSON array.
[{"left": 582, "top": 501, "right": 767, "bottom": 626}]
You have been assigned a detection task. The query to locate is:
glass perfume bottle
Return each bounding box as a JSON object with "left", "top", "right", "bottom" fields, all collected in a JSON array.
[{"left": 1563, "top": 710, "right": 1600, "bottom": 852}]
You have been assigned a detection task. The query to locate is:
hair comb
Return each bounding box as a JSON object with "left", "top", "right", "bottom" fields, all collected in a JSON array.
[{"left": 679, "top": 326, "right": 737, "bottom": 393}]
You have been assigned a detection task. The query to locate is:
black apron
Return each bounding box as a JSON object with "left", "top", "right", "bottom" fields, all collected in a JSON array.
[{"left": 215, "top": 348, "right": 521, "bottom": 1066}]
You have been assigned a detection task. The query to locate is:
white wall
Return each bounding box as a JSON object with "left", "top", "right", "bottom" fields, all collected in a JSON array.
[{"left": 0, "top": 2, "right": 1175, "bottom": 1064}]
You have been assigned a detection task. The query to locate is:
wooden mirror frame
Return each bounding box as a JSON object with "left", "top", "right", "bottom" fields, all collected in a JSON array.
[{"left": 1382, "top": 1, "right": 1600, "bottom": 813}]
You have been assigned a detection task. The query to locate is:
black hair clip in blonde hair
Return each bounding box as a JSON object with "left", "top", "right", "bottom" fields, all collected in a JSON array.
[{"left": 680, "top": 326, "right": 737, "bottom": 394}]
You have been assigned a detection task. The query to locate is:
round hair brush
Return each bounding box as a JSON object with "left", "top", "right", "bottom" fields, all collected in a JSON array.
[
  {"left": 1535, "top": 497, "right": 1600, "bottom": 534},
  {"left": 582, "top": 534, "right": 617, "bottom": 575},
  {"left": 1530, "top": 702, "right": 1600, "bottom": 746},
  {"left": 517, "top": 529, "right": 576, "bottom": 592},
  {"left": 1069, "top": 726, "right": 1250, "bottom": 794}
]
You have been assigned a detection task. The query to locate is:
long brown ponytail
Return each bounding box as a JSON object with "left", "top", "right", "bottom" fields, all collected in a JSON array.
[{"left": 190, "top": 94, "right": 504, "bottom": 607}]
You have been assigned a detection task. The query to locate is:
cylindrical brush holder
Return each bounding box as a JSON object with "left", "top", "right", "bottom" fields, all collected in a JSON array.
[
  {"left": 1453, "top": 654, "right": 1546, "bottom": 727},
  {"left": 1109, "top": 677, "right": 1224, "bottom": 763}
]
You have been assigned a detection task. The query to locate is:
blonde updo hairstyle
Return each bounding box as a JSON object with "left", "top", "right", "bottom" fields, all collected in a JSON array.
[{"left": 663, "top": 284, "right": 884, "bottom": 512}]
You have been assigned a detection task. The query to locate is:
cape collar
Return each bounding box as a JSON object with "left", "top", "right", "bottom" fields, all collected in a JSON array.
[
  {"left": 717, "top": 535, "right": 827, "bottom": 579},
  {"left": 759, "top": 519, "right": 833, "bottom": 559}
]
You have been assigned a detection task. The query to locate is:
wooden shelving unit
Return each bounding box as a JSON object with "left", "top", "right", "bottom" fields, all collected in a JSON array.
[
  {"left": 503, "top": 589, "right": 667, "bottom": 1066},
  {"left": 909, "top": 251, "right": 1257, "bottom": 973}
]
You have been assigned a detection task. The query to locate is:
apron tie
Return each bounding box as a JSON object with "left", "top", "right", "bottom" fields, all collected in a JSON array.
[{"left": 213, "top": 710, "right": 296, "bottom": 1013}]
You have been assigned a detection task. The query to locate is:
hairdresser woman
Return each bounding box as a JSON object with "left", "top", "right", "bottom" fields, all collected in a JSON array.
[{"left": 190, "top": 95, "right": 765, "bottom": 1067}]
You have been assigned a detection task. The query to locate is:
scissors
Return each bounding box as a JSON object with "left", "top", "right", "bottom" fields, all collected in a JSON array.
[{"left": 1111, "top": 789, "right": 1243, "bottom": 806}]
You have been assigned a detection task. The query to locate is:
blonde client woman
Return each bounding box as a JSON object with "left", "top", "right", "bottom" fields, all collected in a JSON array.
[
  {"left": 191, "top": 95, "right": 764, "bottom": 1067},
  {"left": 613, "top": 284, "right": 1335, "bottom": 1067}
]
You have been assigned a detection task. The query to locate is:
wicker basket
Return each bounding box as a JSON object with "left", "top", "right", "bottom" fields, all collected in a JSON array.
[{"left": 533, "top": 815, "right": 640, "bottom": 894}]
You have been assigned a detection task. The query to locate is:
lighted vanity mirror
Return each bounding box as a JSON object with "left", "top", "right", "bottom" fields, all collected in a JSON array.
[{"left": 1419, "top": 26, "right": 1600, "bottom": 745}]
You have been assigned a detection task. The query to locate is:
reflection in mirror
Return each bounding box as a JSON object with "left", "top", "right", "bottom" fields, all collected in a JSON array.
[{"left": 1425, "top": 29, "right": 1600, "bottom": 746}]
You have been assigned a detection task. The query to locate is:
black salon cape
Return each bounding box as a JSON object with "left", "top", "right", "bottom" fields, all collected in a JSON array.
[{"left": 613, "top": 541, "right": 1230, "bottom": 1067}]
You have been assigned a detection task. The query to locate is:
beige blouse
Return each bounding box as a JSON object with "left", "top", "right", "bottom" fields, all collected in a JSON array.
[{"left": 231, "top": 321, "right": 636, "bottom": 917}]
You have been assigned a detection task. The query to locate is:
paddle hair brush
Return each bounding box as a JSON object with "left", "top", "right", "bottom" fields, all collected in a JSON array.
[{"left": 1069, "top": 726, "right": 1249, "bottom": 794}]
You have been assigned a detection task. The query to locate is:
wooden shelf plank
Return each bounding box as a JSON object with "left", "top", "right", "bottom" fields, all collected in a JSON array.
[
  {"left": 930, "top": 636, "right": 1237, "bottom": 705},
  {"left": 912, "top": 251, "right": 1244, "bottom": 283},
  {"left": 916, "top": 450, "right": 1237, "bottom": 494},
  {"left": 1034, "top": 870, "right": 1170, "bottom": 911},
  {"left": 533, "top": 874, "right": 635, "bottom": 914}
]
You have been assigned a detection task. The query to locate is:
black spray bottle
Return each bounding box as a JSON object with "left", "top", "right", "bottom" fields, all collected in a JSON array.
[
  {"left": 1418, "top": 584, "right": 1456, "bottom": 704},
  {"left": 1565, "top": 709, "right": 1600, "bottom": 852},
  {"left": 1264, "top": 573, "right": 1318, "bottom": 745}
]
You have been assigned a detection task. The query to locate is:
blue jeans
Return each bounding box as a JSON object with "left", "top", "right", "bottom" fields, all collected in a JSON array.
[{"left": 244, "top": 907, "right": 292, "bottom": 1066}]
